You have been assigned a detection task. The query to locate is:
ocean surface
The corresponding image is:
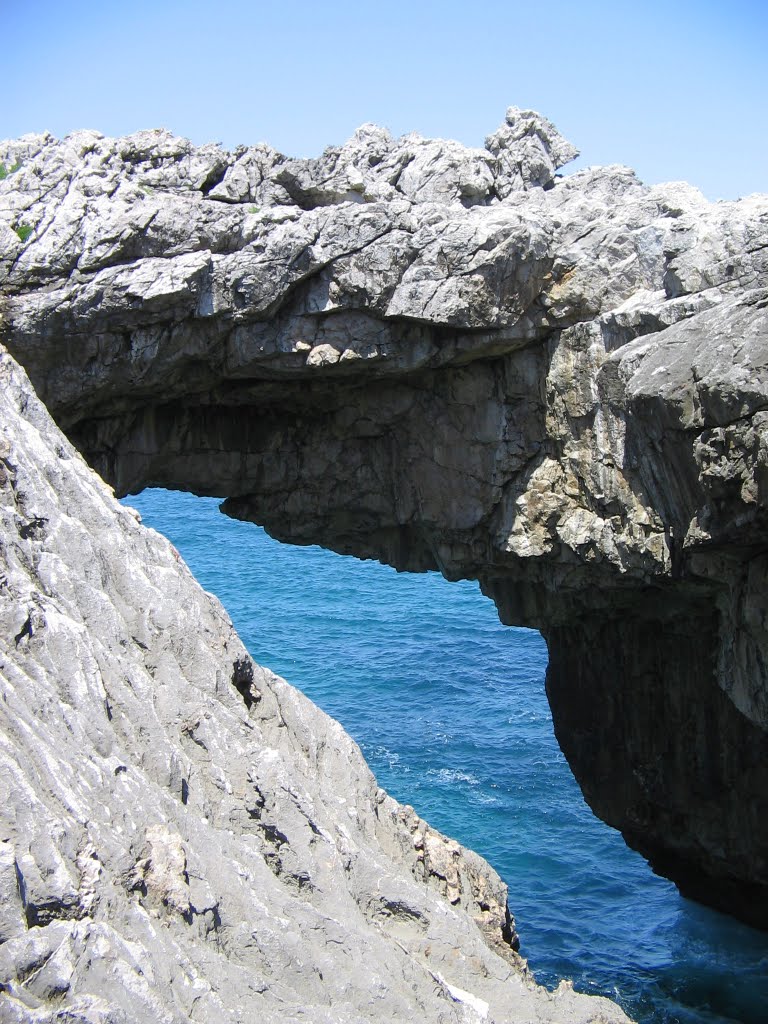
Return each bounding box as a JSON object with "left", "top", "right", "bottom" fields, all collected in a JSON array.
[{"left": 125, "top": 488, "right": 768, "bottom": 1024}]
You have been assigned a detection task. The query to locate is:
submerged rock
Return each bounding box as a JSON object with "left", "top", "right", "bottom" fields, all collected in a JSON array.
[
  {"left": 1, "top": 108, "right": 767, "bottom": 930},
  {"left": 0, "top": 347, "right": 630, "bottom": 1022}
]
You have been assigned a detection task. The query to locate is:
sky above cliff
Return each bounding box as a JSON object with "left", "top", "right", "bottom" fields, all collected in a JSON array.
[{"left": 3, "top": 0, "right": 766, "bottom": 200}]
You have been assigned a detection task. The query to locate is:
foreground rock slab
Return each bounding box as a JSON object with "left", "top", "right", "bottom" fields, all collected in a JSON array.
[
  {"left": 1, "top": 108, "right": 768, "bottom": 928},
  {"left": 0, "top": 348, "right": 630, "bottom": 1022}
]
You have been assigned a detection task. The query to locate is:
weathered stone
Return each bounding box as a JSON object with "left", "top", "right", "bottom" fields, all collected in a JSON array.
[
  {"left": 485, "top": 106, "right": 580, "bottom": 195},
  {"left": 1, "top": 109, "right": 768, "bottom": 930},
  {"left": 0, "top": 348, "right": 630, "bottom": 1022}
]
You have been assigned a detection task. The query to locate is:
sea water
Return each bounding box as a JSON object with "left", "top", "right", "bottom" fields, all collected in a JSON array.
[{"left": 125, "top": 488, "right": 768, "bottom": 1024}]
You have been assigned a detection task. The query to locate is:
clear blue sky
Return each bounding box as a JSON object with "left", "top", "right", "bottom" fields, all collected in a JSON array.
[{"left": 3, "top": 0, "right": 766, "bottom": 200}]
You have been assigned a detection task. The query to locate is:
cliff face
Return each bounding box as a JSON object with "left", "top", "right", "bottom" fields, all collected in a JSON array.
[
  {"left": 0, "top": 346, "right": 630, "bottom": 1022},
  {"left": 1, "top": 108, "right": 768, "bottom": 928}
]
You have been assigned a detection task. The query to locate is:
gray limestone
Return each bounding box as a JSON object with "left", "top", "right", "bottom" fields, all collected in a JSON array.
[
  {"left": 1, "top": 107, "right": 768, "bottom": 929},
  {"left": 0, "top": 347, "right": 629, "bottom": 1022}
]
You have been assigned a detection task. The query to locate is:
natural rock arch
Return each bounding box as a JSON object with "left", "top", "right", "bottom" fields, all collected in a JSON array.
[{"left": 2, "top": 108, "right": 768, "bottom": 927}]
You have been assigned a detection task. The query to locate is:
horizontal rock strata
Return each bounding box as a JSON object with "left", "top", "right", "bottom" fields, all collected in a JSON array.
[
  {"left": 1, "top": 108, "right": 768, "bottom": 929},
  {"left": 0, "top": 347, "right": 630, "bottom": 1022}
]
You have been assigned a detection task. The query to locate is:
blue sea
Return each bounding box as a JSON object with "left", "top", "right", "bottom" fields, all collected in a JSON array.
[{"left": 126, "top": 488, "right": 768, "bottom": 1024}]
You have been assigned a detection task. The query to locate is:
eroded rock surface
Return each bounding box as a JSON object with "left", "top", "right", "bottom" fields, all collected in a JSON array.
[
  {"left": 1, "top": 108, "right": 768, "bottom": 928},
  {"left": 0, "top": 347, "right": 630, "bottom": 1022}
]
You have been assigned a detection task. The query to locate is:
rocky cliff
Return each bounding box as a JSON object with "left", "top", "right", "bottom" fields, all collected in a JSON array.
[
  {"left": 0, "top": 347, "right": 630, "bottom": 1022},
  {"left": 1, "top": 108, "right": 767, "bottom": 930}
]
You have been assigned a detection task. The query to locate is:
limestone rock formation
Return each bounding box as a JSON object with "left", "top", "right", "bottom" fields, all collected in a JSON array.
[
  {"left": 0, "top": 347, "right": 630, "bottom": 1022},
  {"left": 1, "top": 108, "right": 767, "bottom": 929}
]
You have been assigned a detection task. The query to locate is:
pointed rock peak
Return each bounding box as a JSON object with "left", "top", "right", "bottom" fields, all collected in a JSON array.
[
  {"left": 350, "top": 122, "right": 394, "bottom": 147},
  {"left": 492, "top": 106, "right": 580, "bottom": 167},
  {"left": 486, "top": 106, "right": 579, "bottom": 195},
  {"left": 342, "top": 122, "right": 395, "bottom": 167}
]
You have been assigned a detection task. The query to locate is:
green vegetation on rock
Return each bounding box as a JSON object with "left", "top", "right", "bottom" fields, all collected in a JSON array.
[{"left": 0, "top": 160, "right": 22, "bottom": 180}]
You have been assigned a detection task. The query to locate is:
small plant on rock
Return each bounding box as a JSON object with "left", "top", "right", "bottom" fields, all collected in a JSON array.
[
  {"left": 14, "top": 223, "right": 33, "bottom": 243},
  {"left": 0, "top": 160, "right": 22, "bottom": 180}
]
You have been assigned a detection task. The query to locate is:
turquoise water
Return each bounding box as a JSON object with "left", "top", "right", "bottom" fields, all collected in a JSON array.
[{"left": 126, "top": 488, "right": 768, "bottom": 1024}]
